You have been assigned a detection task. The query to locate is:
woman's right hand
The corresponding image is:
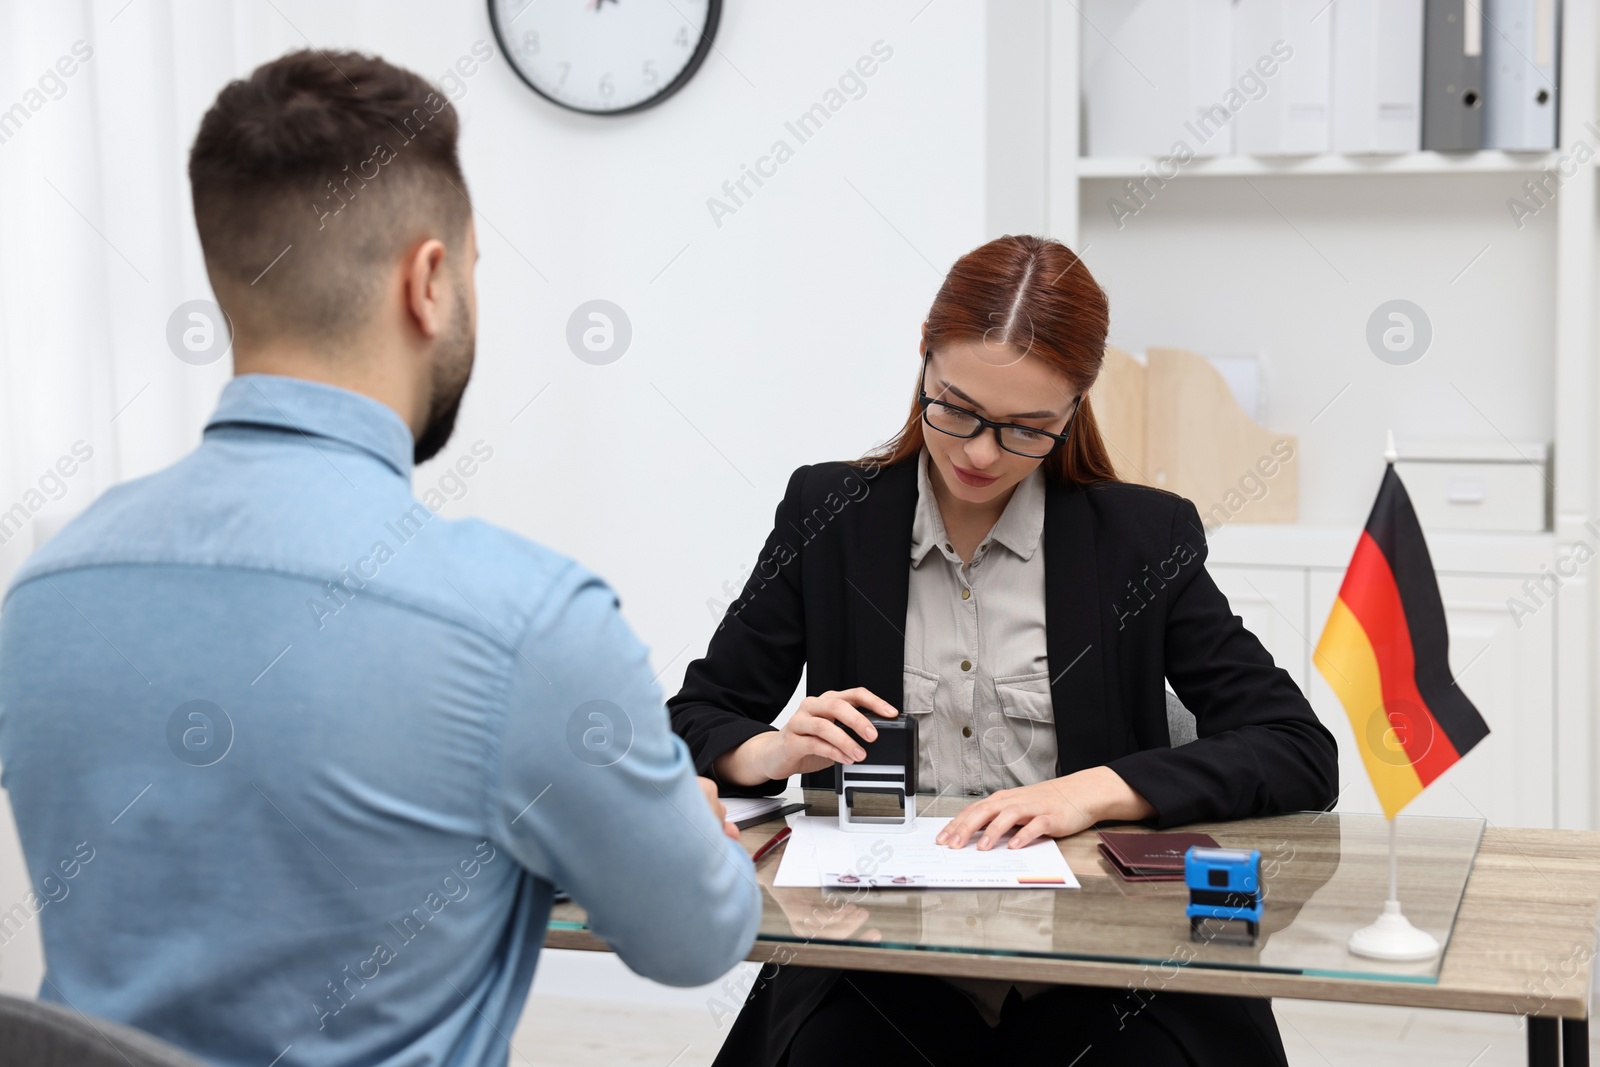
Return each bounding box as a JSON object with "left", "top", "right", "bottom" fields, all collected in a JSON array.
[{"left": 715, "top": 687, "right": 899, "bottom": 786}]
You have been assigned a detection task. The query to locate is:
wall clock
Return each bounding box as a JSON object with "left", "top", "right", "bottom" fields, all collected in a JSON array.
[{"left": 488, "top": 0, "right": 722, "bottom": 116}]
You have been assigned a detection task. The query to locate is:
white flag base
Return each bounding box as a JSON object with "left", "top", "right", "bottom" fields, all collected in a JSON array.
[{"left": 1348, "top": 900, "right": 1440, "bottom": 961}]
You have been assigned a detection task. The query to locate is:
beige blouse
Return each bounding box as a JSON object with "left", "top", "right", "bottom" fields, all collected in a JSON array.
[{"left": 903, "top": 447, "right": 1057, "bottom": 799}]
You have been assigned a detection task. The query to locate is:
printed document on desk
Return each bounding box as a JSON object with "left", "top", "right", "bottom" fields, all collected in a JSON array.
[{"left": 772, "top": 815, "right": 1080, "bottom": 890}]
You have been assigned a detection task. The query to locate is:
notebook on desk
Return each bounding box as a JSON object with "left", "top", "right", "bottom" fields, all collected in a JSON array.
[
  {"left": 1097, "top": 831, "right": 1219, "bottom": 882},
  {"left": 721, "top": 796, "right": 806, "bottom": 830}
]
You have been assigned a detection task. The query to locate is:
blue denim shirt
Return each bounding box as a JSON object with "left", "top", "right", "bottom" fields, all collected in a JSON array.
[{"left": 0, "top": 375, "right": 759, "bottom": 1067}]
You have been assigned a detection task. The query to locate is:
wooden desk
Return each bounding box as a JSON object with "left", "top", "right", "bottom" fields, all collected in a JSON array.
[{"left": 548, "top": 803, "right": 1600, "bottom": 1066}]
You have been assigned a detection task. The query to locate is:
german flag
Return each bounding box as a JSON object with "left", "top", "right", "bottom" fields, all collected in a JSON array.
[{"left": 1314, "top": 465, "right": 1489, "bottom": 819}]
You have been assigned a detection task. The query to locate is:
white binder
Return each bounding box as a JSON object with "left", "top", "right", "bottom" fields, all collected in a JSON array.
[
  {"left": 1233, "top": 0, "right": 1333, "bottom": 155},
  {"left": 1483, "top": 0, "right": 1559, "bottom": 150},
  {"left": 1331, "top": 0, "right": 1425, "bottom": 153},
  {"left": 1082, "top": 0, "right": 1236, "bottom": 158}
]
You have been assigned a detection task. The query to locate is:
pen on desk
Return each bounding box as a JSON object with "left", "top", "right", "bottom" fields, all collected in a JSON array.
[{"left": 750, "top": 826, "right": 791, "bottom": 864}]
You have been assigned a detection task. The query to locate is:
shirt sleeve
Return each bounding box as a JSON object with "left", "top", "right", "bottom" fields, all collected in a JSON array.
[{"left": 490, "top": 562, "right": 761, "bottom": 987}]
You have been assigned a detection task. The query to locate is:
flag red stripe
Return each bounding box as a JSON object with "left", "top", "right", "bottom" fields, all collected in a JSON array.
[
  {"left": 1362, "top": 468, "right": 1492, "bottom": 758},
  {"left": 1336, "top": 531, "right": 1461, "bottom": 784}
]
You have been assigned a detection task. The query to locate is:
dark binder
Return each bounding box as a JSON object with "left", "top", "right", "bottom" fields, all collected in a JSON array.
[{"left": 1422, "top": 0, "right": 1485, "bottom": 149}]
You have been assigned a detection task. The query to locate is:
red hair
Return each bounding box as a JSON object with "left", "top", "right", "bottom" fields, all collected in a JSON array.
[{"left": 859, "top": 234, "right": 1118, "bottom": 485}]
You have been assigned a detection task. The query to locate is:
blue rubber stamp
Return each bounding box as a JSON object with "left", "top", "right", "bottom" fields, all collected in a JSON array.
[{"left": 1185, "top": 846, "right": 1263, "bottom": 945}]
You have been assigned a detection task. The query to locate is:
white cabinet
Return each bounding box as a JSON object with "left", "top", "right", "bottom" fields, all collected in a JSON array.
[{"left": 1207, "top": 564, "right": 1311, "bottom": 692}]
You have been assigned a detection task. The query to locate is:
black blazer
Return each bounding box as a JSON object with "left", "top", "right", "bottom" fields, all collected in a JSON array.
[{"left": 669, "top": 456, "right": 1338, "bottom": 827}]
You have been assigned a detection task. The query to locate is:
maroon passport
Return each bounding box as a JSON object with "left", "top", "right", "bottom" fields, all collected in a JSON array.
[{"left": 1097, "top": 831, "right": 1220, "bottom": 882}]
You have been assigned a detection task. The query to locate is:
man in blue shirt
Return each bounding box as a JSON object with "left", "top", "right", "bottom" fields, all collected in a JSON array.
[{"left": 0, "top": 49, "right": 759, "bottom": 1066}]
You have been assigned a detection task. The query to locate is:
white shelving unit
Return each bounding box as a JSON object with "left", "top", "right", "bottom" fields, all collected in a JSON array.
[
  {"left": 985, "top": 0, "right": 1598, "bottom": 829},
  {"left": 1076, "top": 150, "right": 1562, "bottom": 178}
]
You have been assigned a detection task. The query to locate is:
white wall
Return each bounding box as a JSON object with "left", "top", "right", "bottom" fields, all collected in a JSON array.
[{"left": 0, "top": 0, "right": 987, "bottom": 1000}]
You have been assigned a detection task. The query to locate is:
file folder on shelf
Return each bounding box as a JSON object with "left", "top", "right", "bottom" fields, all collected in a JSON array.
[
  {"left": 1332, "top": 0, "right": 1425, "bottom": 153},
  {"left": 1082, "top": 0, "right": 1235, "bottom": 158},
  {"left": 1422, "top": 0, "right": 1486, "bottom": 149},
  {"left": 1232, "top": 0, "right": 1333, "bottom": 155},
  {"left": 1483, "top": 0, "right": 1559, "bottom": 150}
]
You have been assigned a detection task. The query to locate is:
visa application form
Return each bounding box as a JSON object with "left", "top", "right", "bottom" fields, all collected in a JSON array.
[{"left": 772, "top": 815, "right": 1080, "bottom": 890}]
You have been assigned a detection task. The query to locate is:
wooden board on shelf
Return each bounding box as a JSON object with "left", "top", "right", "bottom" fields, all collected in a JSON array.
[
  {"left": 1090, "top": 345, "right": 1298, "bottom": 525},
  {"left": 1088, "top": 344, "right": 1147, "bottom": 482},
  {"left": 1145, "top": 346, "right": 1298, "bottom": 525}
]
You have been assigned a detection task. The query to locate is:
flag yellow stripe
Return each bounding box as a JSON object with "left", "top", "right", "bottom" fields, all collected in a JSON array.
[{"left": 1314, "top": 597, "right": 1424, "bottom": 819}]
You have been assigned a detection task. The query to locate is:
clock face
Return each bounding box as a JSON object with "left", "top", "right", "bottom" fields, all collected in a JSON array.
[{"left": 488, "top": 0, "right": 721, "bottom": 116}]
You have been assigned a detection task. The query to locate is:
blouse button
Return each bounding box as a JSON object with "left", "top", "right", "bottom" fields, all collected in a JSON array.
[
  {"left": 961, "top": 588, "right": 971, "bottom": 600},
  {"left": 962, "top": 726, "right": 973, "bottom": 738},
  {"left": 960, "top": 660, "right": 972, "bottom": 672}
]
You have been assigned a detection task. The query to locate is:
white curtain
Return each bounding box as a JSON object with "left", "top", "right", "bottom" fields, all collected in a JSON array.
[{"left": 0, "top": 1, "right": 316, "bottom": 588}]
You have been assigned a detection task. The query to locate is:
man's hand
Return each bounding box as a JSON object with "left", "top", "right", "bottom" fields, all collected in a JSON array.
[
  {"left": 935, "top": 766, "right": 1156, "bottom": 851},
  {"left": 698, "top": 776, "right": 743, "bottom": 842}
]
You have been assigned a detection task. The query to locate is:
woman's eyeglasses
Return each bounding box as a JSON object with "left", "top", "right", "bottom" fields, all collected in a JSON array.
[{"left": 916, "top": 351, "right": 1080, "bottom": 459}]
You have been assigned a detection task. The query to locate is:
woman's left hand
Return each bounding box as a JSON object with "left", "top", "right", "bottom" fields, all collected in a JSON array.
[{"left": 935, "top": 766, "right": 1157, "bottom": 851}]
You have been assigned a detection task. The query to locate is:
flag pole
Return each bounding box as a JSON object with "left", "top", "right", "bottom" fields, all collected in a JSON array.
[
  {"left": 1348, "top": 816, "right": 1441, "bottom": 961},
  {"left": 1348, "top": 430, "right": 1441, "bottom": 962},
  {"left": 1388, "top": 817, "right": 1398, "bottom": 902}
]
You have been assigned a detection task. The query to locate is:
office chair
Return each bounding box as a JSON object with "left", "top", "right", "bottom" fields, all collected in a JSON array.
[
  {"left": 1165, "top": 688, "right": 1198, "bottom": 747},
  {"left": 0, "top": 993, "right": 204, "bottom": 1067}
]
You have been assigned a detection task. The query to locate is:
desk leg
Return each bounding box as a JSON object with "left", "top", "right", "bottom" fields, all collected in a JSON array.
[
  {"left": 1564, "top": 1018, "right": 1589, "bottom": 1067},
  {"left": 1530, "top": 1017, "right": 1559, "bottom": 1066}
]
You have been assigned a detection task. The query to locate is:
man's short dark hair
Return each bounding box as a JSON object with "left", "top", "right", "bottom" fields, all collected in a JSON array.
[{"left": 188, "top": 49, "right": 471, "bottom": 344}]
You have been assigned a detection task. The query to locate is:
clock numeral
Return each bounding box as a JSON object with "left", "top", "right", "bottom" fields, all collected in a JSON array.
[
  {"left": 520, "top": 30, "right": 539, "bottom": 56},
  {"left": 557, "top": 61, "right": 570, "bottom": 86},
  {"left": 674, "top": 25, "right": 690, "bottom": 48},
  {"left": 598, "top": 73, "right": 614, "bottom": 98},
  {"left": 642, "top": 59, "right": 658, "bottom": 86}
]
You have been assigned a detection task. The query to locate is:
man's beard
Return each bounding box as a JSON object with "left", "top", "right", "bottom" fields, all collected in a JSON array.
[{"left": 413, "top": 286, "right": 475, "bottom": 465}]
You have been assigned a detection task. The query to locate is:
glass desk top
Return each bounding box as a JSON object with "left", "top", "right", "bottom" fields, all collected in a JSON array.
[{"left": 550, "top": 795, "right": 1485, "bottom": 985}]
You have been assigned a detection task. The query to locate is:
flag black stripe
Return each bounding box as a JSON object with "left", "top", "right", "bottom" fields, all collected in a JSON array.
[{"left": 1362, "top": 466, "right": 1490, "bottom": 759}]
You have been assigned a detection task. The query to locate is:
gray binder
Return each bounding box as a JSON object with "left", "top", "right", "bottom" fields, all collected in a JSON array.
[{"left": 1422, "top": 0, "right": 1485, "bottom": 149}]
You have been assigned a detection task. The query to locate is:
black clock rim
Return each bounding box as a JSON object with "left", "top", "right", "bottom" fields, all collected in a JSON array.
[{"left": 487, "top": 0, "right": 722, "bottom": 117}]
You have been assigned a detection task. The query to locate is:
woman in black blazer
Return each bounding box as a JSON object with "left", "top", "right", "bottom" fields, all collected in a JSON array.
[{"left": 669, "top": 235, "right": 1338, "bottom": 1066}]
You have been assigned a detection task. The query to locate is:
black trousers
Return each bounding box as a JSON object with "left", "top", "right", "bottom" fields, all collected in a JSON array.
[{"left": 771, "top": 969, "right": 1290, "bottom": 1067}]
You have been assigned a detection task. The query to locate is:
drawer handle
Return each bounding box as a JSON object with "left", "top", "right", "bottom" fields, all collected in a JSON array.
[{"left": 1445, "top": 478, "right": 1486, "bottom": 505}]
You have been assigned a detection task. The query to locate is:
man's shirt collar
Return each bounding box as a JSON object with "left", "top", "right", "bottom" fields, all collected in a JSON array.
[{"left": 205, "top": 374, "right": 415, "bottom": 479}]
